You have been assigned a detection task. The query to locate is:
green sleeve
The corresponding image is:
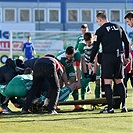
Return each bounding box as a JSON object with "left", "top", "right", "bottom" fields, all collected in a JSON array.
[
  {"left": 75, "top": 37, "right": 80, "bottom": 50},
  {"left": 78, "top": 43, "right": 86, "bottom": 54},
  {"left": 74, "top": 51, "right": 81, "bottom": 61}
]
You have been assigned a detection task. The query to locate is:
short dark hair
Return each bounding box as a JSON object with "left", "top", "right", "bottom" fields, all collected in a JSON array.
[
  {"left": 24, "top": 67, "right": 33, "bottom": 74},
  {"left": 66, "top": 46, "right": 75, "bottom": 55},
  {"left": 124, "top": 12, "right": 133, "bottom": 20},
  {"left": 96, "top": 11, "right": 107, "bottom": 20},
  {"left": 27, "top": 35, "right": 31, "bottom": 38},
  {"left": 81, "top": 24, "right": 88, "bottom": 28},
  {"left": 84, "top": 32, "right": 92, "bottom": 41}
]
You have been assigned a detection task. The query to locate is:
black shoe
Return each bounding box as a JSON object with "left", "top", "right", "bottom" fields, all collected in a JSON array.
[
  {"left": 100, "top": 107, "right": 114, "bottom": 114},
  {"left": 2, "top": 107, "right": 12, "bottom": 114},
  {"left": 48, "top": 110, "right": 58, "bottom": 115},
  {"left": 121, "top": 107, "right": 128, "bottom": 113},
  {"left": 21, "top": 109, "right": 31, "bottom": 114}
]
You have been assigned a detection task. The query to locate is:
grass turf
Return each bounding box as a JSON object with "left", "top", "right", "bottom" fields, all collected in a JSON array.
[{"left": 0, "top": 82, "right": 133, "bottom": 133}]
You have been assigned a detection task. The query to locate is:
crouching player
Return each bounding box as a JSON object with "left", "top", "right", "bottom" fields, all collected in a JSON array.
[{"left": 0, "top": 68, "right": 33, "bottom": 112}]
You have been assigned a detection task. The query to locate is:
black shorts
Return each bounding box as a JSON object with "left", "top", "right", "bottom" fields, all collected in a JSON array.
[{"left": 101, "top": 53, "right": 124, "bottom": 79}]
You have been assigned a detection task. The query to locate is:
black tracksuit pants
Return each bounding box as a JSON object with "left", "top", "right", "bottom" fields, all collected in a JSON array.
[{"left": 23, "top": 58, "right": 60, "bottom": 113}]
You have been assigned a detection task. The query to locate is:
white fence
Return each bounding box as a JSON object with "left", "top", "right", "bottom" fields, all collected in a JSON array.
[{"left": 8, "top": 30, "right": 84, "bottom": 58}]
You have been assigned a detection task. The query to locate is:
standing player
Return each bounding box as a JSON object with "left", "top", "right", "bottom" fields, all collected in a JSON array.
[
  {"left": 88, "top": 12, "right": 129, "bottom": 113},
  {"left": 22, "top": 36, "right": 36, "bottom": 60},
  {"left": 83, "top": 32, "right": 101, "bottom": 99},
  {"left": 124, "top": 12, "right": 133, "bottom": 88},
  {"left": 124, "top": 12, "right": 133, "bottom": 46},
  {"left": 75, "top": 24, "right": 91, "bottom": 94},
  {"left": 75, "top": 24, "right": 89, "bottom": 53},
  {"left": 124, "top": 11, "right": 133, "bottom": 112}
]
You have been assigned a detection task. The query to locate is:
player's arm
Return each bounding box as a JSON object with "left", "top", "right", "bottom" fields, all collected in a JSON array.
[
  {"left": 89, "top": 31, "right": 101, "bottom": 69},
  {"left": 74, "top": 51, "right": 82, "bottom": 81},
  {"left": 32, "top": 44, "right": 37, "bottom": 56},
  {"left": 121, "top": 28, "right": 130, "bottom": 65},
  {"left": 93, "top": 54, "right": 98, "bottom": 74},
  {"left": 33, "top": 50, "right": 37, "bottom": 56},
  {"left": 61, "top": 67, "right": 68, "bottom": 86},
  {"left": 81, "top": 55, "right": 87, "bottom": 73},
  {"left": 122, "top": 27, "right": 129, "bottom": 59},
  {"left": 75, "top": 61, "right": 81, "bottom": 86},
  {"left": 128, "top": 52, "right": 132, "bottom": 73},
  {"left": 75, "top": 37, "right": 80, "bottom": 50}
]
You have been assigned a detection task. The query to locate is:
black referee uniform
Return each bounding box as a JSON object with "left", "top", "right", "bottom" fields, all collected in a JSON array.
[{"left": 90, "top": 22, "right": 129, "bottom": 112}]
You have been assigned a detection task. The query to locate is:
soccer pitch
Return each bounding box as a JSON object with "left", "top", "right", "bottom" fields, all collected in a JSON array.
[{"left": 0, "top": 82, "right": 133, "bottom": 133}]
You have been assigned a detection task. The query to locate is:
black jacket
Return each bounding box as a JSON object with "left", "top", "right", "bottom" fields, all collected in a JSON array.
[{"left": 0, "top": 58, "right": 17, "bottom": 84}]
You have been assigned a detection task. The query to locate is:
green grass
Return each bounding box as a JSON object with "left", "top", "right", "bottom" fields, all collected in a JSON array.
[{"left": 0, "top": 82, "right": 133, "bottom": 133}]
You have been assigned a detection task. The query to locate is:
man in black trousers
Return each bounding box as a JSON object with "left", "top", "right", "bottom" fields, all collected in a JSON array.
[
  {"left": 22, "top": 55, "right": 63, "bottom": 114},
  {"left": 88, "top": 12, "right": 130, "bottom": 113}
]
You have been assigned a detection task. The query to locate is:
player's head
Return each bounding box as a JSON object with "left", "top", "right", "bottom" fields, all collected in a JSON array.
[
  {"left": 81, "top": 24, "right": 88, "bottom": 35},
  {"left": 27, "top": 35, "right": 31, "bottom": 42},
  {"left": 15, "top": 59, "right": 24, "bottom": 74},
  {"left": 65, "top": 46, "right": 75, "bottom": 60},
  {"left": 5, "top": 58, "right": 16, "bottom": 69},
  {"left": 96, "top": 11, "right": 108, "bottom": 26},
  {"left": 124, "top": 12, "right": 133, "bottom": 28},
  {"left": 24, "top": 67, "right": 33, "bottom": 74},
  {"left": 84, "top": 32, "right": 93, "bottom": 46}
]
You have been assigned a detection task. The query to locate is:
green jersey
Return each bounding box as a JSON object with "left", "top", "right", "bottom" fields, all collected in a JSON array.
[
  {"left": 0, "top": 74, "right": 33, "bottom": 98},
  {"left": 56, "top": 50, "right": 81, "bottom": 68},
  {"left": 56, "top": 50, "right": 81, "bottom": 79},
  {"left": 75, "top": 34, "right": 86, "bottom": 54}
]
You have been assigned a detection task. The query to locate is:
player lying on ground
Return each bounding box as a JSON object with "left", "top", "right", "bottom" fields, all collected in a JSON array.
[{"left": 0, "top": 71, "right": 91, "bottom": 113}]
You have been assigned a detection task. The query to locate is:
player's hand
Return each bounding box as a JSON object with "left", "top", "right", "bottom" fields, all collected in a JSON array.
[
  {"left": 88, "top": 63, "right": 92, "bottom": 70},
  {"left": 34, "top": 50, "right": 37, "bottom": 56},
  {"left": 75, "top": 81, "right": 80, "bottom": 89},
  {"left": 124, "top": 58, "right": 130, "bottom": 66},
  {"left": 84, "top": 73, "right": 90, "bottom": 78},
  {"left": 130, "top": 41, "right": 133, "bottom": 47}
]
